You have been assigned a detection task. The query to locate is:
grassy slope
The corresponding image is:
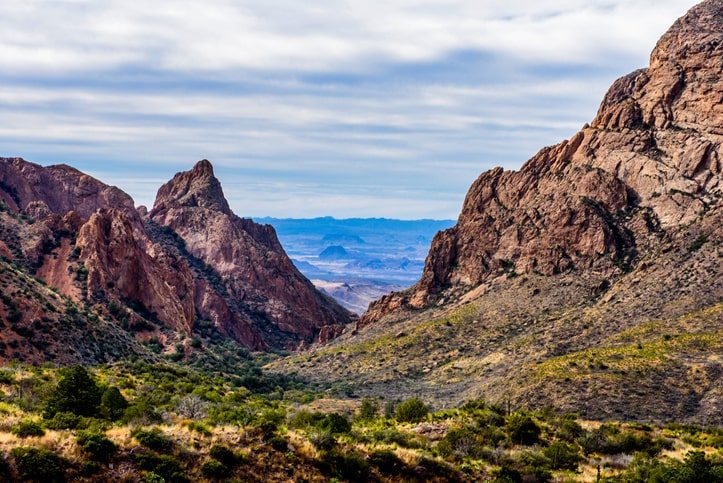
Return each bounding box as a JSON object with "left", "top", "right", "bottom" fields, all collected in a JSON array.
[{"left": 270, "top": 208, "right": 723, "bottom": 423}]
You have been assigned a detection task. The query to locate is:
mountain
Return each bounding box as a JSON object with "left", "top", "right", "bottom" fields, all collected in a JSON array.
[
  {"left": 0, "top": 158, "right": 354, "bottom": 363},
  {"left": 271, "top": 1, "right": 723, "bottom": 423},
  {"left": 256, "top": 217, "right": 456, "bottom": 313}
]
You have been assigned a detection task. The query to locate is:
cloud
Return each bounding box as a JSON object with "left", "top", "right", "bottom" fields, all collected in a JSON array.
[{"left": 0, "top": 0, "right": 698, "bottom": 218}]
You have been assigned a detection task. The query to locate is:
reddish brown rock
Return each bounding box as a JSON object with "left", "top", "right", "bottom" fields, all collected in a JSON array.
[
  {"left": 76, "top": 208, "right": 195, "bottom": 333},
  {"left": 151, "top": 160, "right": 355, "bottom": 348},
  {"left": 361, "top": 1, "right": 723, "bottom": 327}
]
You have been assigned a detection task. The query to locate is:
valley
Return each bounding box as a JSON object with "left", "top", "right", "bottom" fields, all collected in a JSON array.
[
  {"left": 258, "top": 217, "right": 455, "bottom": 313},
  {"left": 0, "top": 1, "right": 722, "bottom": 482}
]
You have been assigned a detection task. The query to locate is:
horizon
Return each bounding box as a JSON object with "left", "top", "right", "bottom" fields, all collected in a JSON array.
[{"left": 0, "top": 1, "right": 697, "bottom": 219}]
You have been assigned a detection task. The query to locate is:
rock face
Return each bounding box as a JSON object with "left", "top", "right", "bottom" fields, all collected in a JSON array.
[
  {"left": 150, "top": 160, "right": 354, "bottom": 349},
  {"left": 362, "top": 0, "right": 723, "bottom": 326},
  {"left": 0, "top": 157, "right": 354, "bottom": 351}
]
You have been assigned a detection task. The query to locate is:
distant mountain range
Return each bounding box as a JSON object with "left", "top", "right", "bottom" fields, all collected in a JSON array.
[{"left": 255, "top": 217, "right": 455, "bottom": 313}]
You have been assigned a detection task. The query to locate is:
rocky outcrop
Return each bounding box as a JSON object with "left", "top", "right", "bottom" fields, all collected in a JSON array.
[
  {"left": 0, "top": 158, "right": 143, "bottom": 234},
  {"left": 0, "top": 157, "right": 354, "bottom": 350},
  {"left": 150, "top": 160, "right": 354, "bottom": 348},
  {"left": 361, "top": 0, "right": 723, "bottom": 326},
  {"left": 76, "top": 208, "right": 196, "bottom": 333}
]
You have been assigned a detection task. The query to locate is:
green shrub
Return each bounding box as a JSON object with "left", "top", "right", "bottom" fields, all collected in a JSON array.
[
  {"left": 368, "top": 428, "right": 424, "bottom": 449},
  {"left": 491, "top": 464, "right": 522, "bottom": 483},
  {"left": 0, "top": 370, "right": 16, "bottom": 384},
  {"left": 310, "top": 429, "right": 337, "bottom": 451},
  {"left": 132, "top": 427, "right": 174, "bottom": 453},
  {"left": 437, "top": 427, "right": 483, "bottom": 460},
  {"left": 319, "top": 452, "right": 370, "bottom": 483},
  {"left": 122, "top": 397, "right": 163, "bottom": 425},
  {"left": 321, "top": 412, "right": 351, "bottom": 435},
  {"left": 506, "top": 413, "right": 541, "bottom": 446},
  {"left": 187, "top": 421, "right": 212, "bottom": 436},
  {"left": 11, "top": 446, "right": 68, "bottom": 483},
  {"left": 369, "top": 449, "right": 404, "bottom": 475},
  {"left": 44, "top": 412, "right": 81, "bottom": 430},
  {"left": 135, "top": 453, "right": 189, "bottom": 483},
  {"left": 201, "top": 459, "right": 230, "bottom": 479},
  {"left": 395, "top": 397, "right": 429, "bottom": 423},
  {"left": 77, "top": 430, "right": 117, "bottom": 461},
  {"left": 289, "top": 409, "right": 326, "bottom": 429},
  {"left": 267, "top": 435, "right": 288, "bottom": 452},
  {"left": 142, "top": 472, "right": 166, "bottom": 483},
  {"left": 209, "top": 444, "right": 241, "bottom": 467},
  {"left": 558, "top": 419, "right": 584, "bottom": 442},
  {"left": 543, "top": 441, "right": 582, "bottom": 471},
  {"left": 11, "top": 419, "right": 46, "bottom": 438},
  {"left": 357, "top": 397, "right": 380, "bottom": 421}
]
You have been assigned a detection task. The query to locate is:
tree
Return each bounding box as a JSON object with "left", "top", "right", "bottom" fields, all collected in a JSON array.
[
  {"left": 44, "top": 366, "right": 102, "bottom": 419},
  {"left": 100, "top": 386, "right": 128, "bottom": 421}
]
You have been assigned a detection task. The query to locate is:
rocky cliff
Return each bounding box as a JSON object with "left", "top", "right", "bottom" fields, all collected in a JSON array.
[
  {"left": 0, "top": 157, "right": 353, "bottom": 360},
  {"left": 361, "top": 0, "right": 723, "bottom": 327},
  {"left": 150, "top": 160, "right": 354, "bottom": 349},
  {"left": 270, "top": 1, "right": 723, "bottom": 423}
]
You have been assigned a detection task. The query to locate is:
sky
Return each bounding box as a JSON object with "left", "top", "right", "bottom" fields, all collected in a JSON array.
[{"left": 0, "top": 1, "right": 698, "bottom": 220}]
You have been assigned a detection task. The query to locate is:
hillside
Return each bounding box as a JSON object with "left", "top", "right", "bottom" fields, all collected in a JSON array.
[{"left": 270, "top": 0, "right": 723, "bottom": 424}]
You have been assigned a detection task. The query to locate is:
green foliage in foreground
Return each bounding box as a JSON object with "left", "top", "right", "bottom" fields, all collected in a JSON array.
[{"left": 0, "top": 362, "right": 723, "bottom": 482}]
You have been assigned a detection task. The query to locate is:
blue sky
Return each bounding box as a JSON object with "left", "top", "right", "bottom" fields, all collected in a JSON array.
[{"left": 0, "top": 1, "right": 696, "bottom": 219}]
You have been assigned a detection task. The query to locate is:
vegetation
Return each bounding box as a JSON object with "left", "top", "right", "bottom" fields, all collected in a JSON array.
[{"left": 0, "top": 354, "right": 717, "bottom": 481}]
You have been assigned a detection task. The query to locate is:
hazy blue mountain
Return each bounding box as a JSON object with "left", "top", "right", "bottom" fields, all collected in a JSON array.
[{"left": 255, "top": 217, "right": 456, "bottom": 312}]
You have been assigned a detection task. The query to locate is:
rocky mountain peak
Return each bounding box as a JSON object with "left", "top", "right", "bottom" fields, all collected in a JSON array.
[
  {"left": 361, "top": 1, "right": 723, "bottom": 327},
  {"left": 150, "top": 160, "right": 355, "bottom": 349},
  {"left": 594, "top": 0, "right": 723, "bottom": 132},
  {"left": 153, "top": 159, "right": 231, "bottom": 215}
]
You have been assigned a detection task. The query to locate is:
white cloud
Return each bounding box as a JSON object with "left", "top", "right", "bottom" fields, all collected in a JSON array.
[{"left": 0, "top": 0, "right": 699, "bottom": 218}]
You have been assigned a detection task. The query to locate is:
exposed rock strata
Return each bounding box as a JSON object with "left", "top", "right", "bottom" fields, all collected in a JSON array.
[
  {"left": 362, "top": 0, "right": 723, "bottom": 326},
  {"left": 150, "top": 160, "right": 354, "bottom": 349},
  {"left": 0, "top": 157, "right": 353, "bottom": 350}
]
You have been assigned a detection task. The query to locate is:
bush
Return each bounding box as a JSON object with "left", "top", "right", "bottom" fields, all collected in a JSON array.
[
  {"left": 12, "top": 419, "right": 46, "bottom": 438},
  {"left": 44, "top": 412, "right": 81, "bottom": 430},
  {"left": 370, "top": 449, "right": 405, "bottom": 475},
  {"left": 319, "top": 452, "right": 370, "bottom": 483},
  {"left": 543, "top": 441, "right": 582, "bottom": 471},
  {"left": 122, "top": 397, "right": 163, "bottom": 425},
  {"left": 209, "top": 444, "right": 241, "bottom": 467},
  {"left": 288, "top": 409, "right": 326, "bottom": 429},
  {"left": 506, "top": 413, "right": 541, "bottom": 446},
  {"left": 491, "top": 464, "right": 522, "bottom": 483},
  {"left": 0, "top": 370, "right": 16, "bottom": 384},
  {"left": 357, "top": 397, "right": 380, "bottom": 421},
  {"left": 395, "top": 397, "right": 429, "bottom": 423},
  {"left": 310, "top": 429, "right": 337, "bottom": 451},
  {"left": 77, "top": 431, "right": 117, "bottom": 461},
  {"left": 267, "top": 435, "right": 288, "bottom": 452},
  {"left": 437, "top": 427, "right": 483, "bottom": 460},
  {"left": 135, "top": 453, "right": 189, "bottom": 483},
  {"left": 321, "top": 412, "right": 352, "bottom": 435},
  {"left": 11, "top": 446, "right": 68, "bottom": 483},
  {"left": 201, "top": 459, "right": 230, "bottom": 479},
  {"left": 132, "top": 427, "right": 174, "bottom": 453}
]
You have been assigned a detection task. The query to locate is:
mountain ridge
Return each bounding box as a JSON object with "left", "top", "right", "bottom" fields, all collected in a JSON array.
[
  {"left": 0, "top": 157, "right": 355, "bottom": 363},
  {"left": 270, "top": 0, "right": 723, "bottom": 424}
]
